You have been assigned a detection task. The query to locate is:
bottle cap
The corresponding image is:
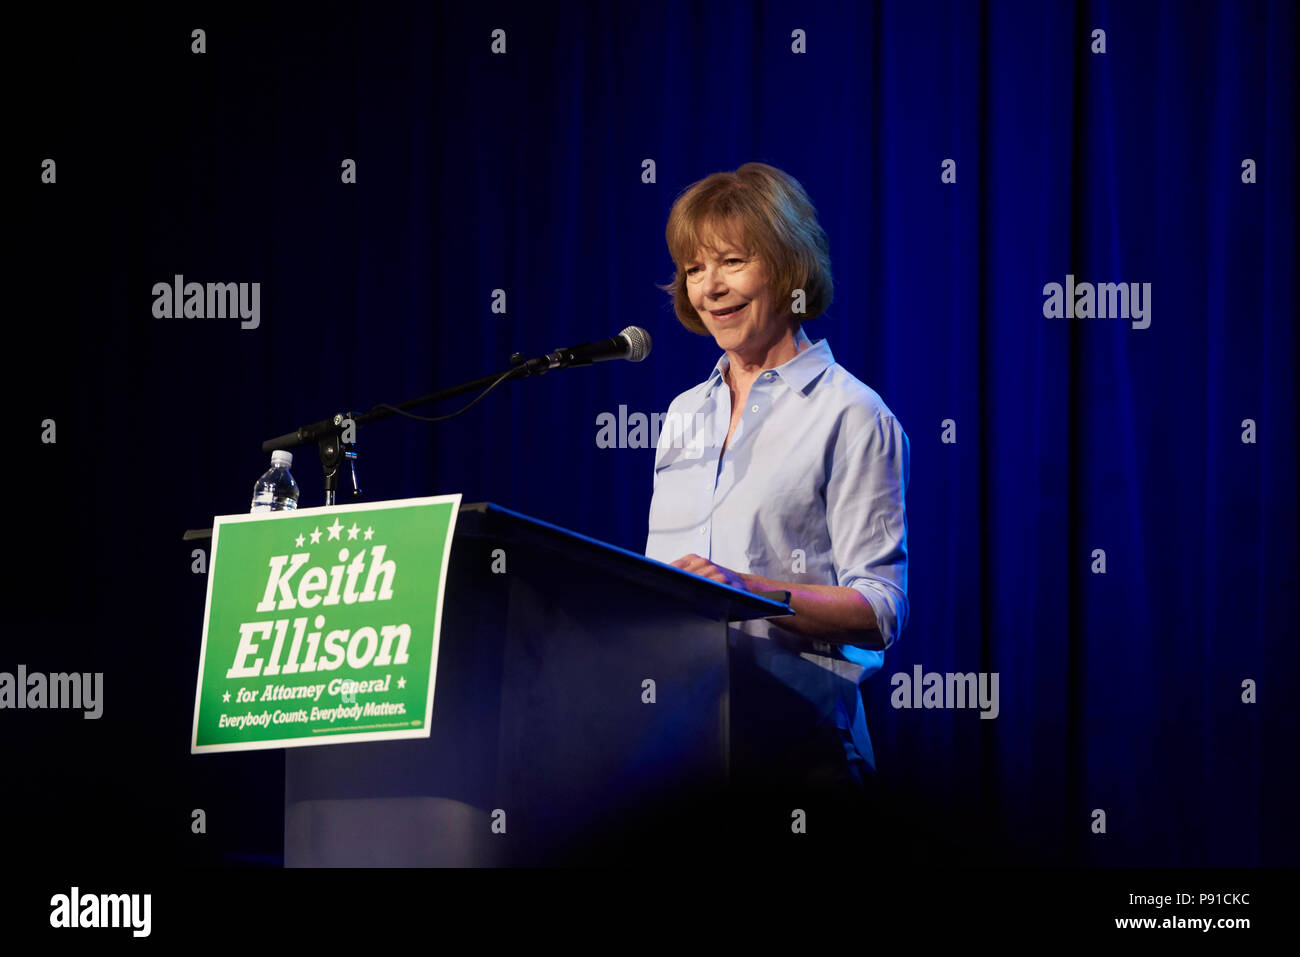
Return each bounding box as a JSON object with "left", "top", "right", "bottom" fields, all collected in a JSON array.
[{"left": 270, "top": 450, "right": 293, "bottom": 469}]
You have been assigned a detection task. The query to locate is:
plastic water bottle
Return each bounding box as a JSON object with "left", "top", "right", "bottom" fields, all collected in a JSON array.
[{"left": 251, "top": 450, "right": 300, "bottom": 513}]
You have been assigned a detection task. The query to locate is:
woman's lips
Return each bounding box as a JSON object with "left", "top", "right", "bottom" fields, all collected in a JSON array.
[{"left": 710, "top": 303, "right": 747, "bottom": 319}]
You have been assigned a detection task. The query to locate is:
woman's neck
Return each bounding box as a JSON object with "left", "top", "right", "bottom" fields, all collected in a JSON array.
[{"left": 725, "top": 326, "right": 813, "bottom": 387}]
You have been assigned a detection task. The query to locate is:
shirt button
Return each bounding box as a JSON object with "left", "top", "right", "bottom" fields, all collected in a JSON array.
[
  {"left": 700, "top": 526, "right": 707, "bottom": 535},
  {"left": 765, "top": 372, "right": 775, "bottom": 379},
  {"left": 750, "top": 404, "right": 759, "bottom": 413}
]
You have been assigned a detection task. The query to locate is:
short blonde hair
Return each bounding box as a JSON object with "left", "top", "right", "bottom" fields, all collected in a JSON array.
[{"left": 657, "top": 162, "right": 833, "bottom": 336}]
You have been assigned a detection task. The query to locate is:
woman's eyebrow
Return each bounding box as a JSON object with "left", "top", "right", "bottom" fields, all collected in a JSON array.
[{"left": 687, "top": 247, "right": 744, "bottom": 263}]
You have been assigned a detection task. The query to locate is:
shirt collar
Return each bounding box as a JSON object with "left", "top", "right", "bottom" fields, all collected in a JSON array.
[{"left": 704, "top": 338, "right": 835, "bottom": 395}]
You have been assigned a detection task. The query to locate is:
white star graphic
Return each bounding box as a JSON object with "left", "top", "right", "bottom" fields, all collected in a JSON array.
[
  {"left": 397, "top": 676, "right": 406, "bottom": 689},
  {"left": 295, "top": 533, "right": 305, "bottom": 548},
  {"left": 222, "top": 691, "right": 231, "bottom": 703},
  {"left": 364, "top": 526, "right": 374, "bottom": 540},
  {"left": 347, "top": 522, "right": 360, "bottom": 541},
  {"left": 310, "top": 526, "right": 323, "bottom": 545},
  {"left": 327, "top": 518, "right": 344, "bottom": 541}
]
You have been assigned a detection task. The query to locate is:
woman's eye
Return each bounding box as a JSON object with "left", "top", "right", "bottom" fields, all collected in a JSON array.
[{"left": 685, "top": 259, "right": 743, "bottom": 276}]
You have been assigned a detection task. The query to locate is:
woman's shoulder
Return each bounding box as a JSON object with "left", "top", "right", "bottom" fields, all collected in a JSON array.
[{"left": 818, "top": 361, "right": 904, "bottom": 433}]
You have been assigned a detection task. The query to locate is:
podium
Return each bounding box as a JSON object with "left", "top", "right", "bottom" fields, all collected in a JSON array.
[{"left": 282, "top": 502, "right": 791, "bottom": 866}]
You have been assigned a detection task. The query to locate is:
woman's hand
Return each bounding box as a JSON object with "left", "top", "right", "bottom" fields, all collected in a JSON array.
[
  {"left": 671, "top": 556, "right": 885, "bottom": 648},
  {"left": 669, "top": 553, "right": 750, "bottom": 591}
]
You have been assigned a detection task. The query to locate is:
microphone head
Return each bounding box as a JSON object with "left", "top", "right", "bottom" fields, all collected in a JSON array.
[{"left": 619, "top": 326, "right": 653, "bottom": 362}]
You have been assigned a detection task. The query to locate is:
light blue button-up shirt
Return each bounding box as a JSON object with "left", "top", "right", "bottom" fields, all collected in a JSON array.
[{"left": 645, "top": 337, "right": 909, "bottom": 775}]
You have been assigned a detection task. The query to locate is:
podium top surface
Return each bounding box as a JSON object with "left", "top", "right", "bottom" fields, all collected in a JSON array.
[{"left": 456, "top": 502, "right": 792, "bottom": 623}]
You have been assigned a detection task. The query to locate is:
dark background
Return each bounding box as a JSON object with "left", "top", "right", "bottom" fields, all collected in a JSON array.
[{"left": 7, "top": 0, "right": 1296, "bottom": 869}]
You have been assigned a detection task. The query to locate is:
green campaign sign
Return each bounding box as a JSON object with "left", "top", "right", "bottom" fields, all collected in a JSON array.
[{"left": 191, "top": 494, "right": 461, "bottom": 753}]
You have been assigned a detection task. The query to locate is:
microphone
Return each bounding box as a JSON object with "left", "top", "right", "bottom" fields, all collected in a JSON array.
[{"left": 541, "top": 326, "right": 652, "bottom": 370}]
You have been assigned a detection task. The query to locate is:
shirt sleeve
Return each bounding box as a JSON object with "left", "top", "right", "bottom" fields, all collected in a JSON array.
[{"left": 824, "top": 411, "right": 910, "bottom": 649}]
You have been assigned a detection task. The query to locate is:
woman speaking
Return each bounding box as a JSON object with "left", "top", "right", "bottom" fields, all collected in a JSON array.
[{"left": 646, "top": 163, "right": 910, "bottom": 835}]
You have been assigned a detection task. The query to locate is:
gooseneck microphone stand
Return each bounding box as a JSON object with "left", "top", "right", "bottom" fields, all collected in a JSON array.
[{"left": 259, "top": 352, "right": 552, "bottom": 507}]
